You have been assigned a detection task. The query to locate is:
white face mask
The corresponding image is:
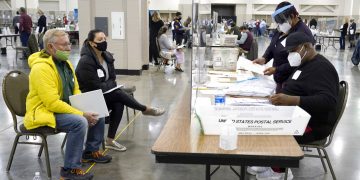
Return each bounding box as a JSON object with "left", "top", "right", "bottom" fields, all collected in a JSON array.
[
  {"left": 278, "top": 22, "right": 292, "bottom": 34},
  {"left": 288, "top": 45, "right": 307, "bottom": 67}
]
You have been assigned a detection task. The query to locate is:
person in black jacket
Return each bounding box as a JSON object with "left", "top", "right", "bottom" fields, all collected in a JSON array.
[
  {"left": 149, "top": 11, "right": 164, "bottom": 65},
  {"left": 76, "top": 29, "right": 165, "bottom": 152},
  {"left": 272, "top": 32, "right": 339, "bottom": 143},
  {"left": 309, "top": 18, "right": 317, "bottom": 28},
  {"left": 174, "top": 12, "right": 185, "bottom": 45},
  {"left": 340, "top": 17, "right": 349, "bottom": 50},
  {"left": 348, "top": 18, "right": 357, "bottom": 48},
  {"left": 37, "top": 9, "right": 47, "bottom": 33},
  {"left": 12, "top": 11, "right": 20, "bottom": 42},
  {"left": 37, "top": 9, "right": 47, "bottom": 49},
  {"left": 252, "top": 32, "right": 339, "bottom": 180},
  {"left": 253, "top": 1, "right": 314, "bottom": 93}
]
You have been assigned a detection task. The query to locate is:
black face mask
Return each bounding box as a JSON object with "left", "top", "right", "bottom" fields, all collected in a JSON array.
[{"left": 95, "top": 41, "right": 107, "bottom": 51}]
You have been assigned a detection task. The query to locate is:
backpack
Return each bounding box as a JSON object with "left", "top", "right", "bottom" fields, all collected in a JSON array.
[{"left": 351, "top": 40, "right": 360, "bottom": 66}]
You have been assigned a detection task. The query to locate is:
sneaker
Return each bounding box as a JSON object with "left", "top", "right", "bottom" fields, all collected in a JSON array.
[
  {"left": 256, "top": 168, "right": 293, "bottom": 180},
  {"left": 82, "top": 151, "right": 112, "bottom": 163},
  {"left": 142, "top": 107, "right": 165, "bottom": 116},
  {"left": 247, "top": 166, "right": 270, "bottom": 175},
  {"left": 60, "top": 167, "right": 94, "bottom": 180},
  {"left": 105, "top": 140, "right": 127, "bottom": 152}
]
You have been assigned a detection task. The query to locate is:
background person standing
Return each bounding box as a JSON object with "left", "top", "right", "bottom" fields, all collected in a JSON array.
[
  {"left": 19, "top": 7, "right": 32, "bottom": 47},
  {"left": 348, "top": 18, "right": 357, "bottom": 48},
  {"left": 339, "top": 17, "right": 349, "bottom": 50},
  {"left": 149, "top": 11, "right": 164, "bottom": 65},
  {"left": 12, "top": 11, "right": 20, "bottom": 42}
]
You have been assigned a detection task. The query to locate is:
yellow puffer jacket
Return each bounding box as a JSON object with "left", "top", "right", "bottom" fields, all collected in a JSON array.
[{"left": 24, "top": 50, "right": 83, "bottom": 130}]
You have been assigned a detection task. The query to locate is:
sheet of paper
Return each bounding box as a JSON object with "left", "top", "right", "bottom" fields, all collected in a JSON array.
[
  {"left": 69, "top": 89, "right": 109, "bottom": 118},
  {"left": 237, "top": 57, "right": 266, "bottom": 75},
  {"left": 103, "top": 84, "right": 124, "bottom": 94},
  {"left": 225, "top": 97, "right": 272, "bottom": 106},
  {"left": 111, "top": 12, "right": 125, "bottom": 39}
]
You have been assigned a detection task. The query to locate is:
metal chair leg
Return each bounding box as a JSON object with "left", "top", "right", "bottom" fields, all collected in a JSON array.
[
  {"left": 15, "top": 50, "right": 18, "bottom": 66},
  {"left": 38, "top": 143, "right": 44, "bottom": 157},
  {"left": 317, "top": 148, "right": 328, "bottom": 172},
  {"left": 61, "top": 133, "right": 68, "bottom": 150},
  {"left": 102, "top": 140, "right": 106, "bottom": 150},
  {"left": 6, "top": 134, "right": 20, "bottom": 171},
  {"left": 130, "top": 93, "right": 136, "bottom": 115},
  {"left": 284, "top": 168, "right": 289, "bottom": 180},
  {"left": 42, "top": 136, "right": 52, "bottom": 178},
  {"left": 126, "top": 106, "right": 129, "bottom": 122},
  {"left": 322, "top": 148, "right": 336, "bottom": 180}
]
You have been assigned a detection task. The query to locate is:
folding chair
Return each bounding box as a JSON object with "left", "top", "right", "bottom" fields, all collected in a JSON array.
[{"left": 2, "top": 70, "right": 59, "bottom": 178}]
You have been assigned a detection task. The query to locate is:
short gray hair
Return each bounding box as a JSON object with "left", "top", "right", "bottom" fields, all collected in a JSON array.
[{"left": 43, "top": 29, "right": 68, "bottom": 50}]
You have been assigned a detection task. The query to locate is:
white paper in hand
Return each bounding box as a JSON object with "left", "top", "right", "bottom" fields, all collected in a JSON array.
[
  {"left": 69, "top": 89, "right": 109, "bottom": 118},
  {"left": 237, "top": 56, "right": 265, "bottom": 74}
]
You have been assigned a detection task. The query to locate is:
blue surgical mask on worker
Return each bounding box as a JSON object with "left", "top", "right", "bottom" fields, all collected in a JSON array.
[{"left": 288, "top": 45, "right": 307, "bottom": 67}]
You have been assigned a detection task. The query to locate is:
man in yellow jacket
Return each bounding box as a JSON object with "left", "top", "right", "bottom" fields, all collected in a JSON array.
[{"left": 24, "top": 29, "right": 111, "bottom": 180}]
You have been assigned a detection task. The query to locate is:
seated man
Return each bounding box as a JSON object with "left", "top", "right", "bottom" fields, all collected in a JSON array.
[
  {"left": 250, "top": 32, "right": 339, "bottom": 180},
  {"left": 236, "top": 26, "right": 254, "bottom": 52},
  {"left": 24, "top": 29, "right": 111, "bottom": 180}
]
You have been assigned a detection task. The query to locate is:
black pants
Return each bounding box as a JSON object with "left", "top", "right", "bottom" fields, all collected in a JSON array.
[
  {"left": 176, "top": 35, "right": 184, "bottom": 45},
  {"left": 340, "top": 34, "right": 346, "bottom": 49},
  {"left": 349, "top": 35, "right": 356, "bottom": 47},
  {"left": 184, "top": 30, "right": 190, "bottom": 44},
  {"left": 149, "top": 39, "right": 159, "bottom": 64},
  {"left": 14, "top": 26, "right": 19, "bottom": 41},
  {"left": 104, "top": 89, "right": 147, "bottom": 138}
]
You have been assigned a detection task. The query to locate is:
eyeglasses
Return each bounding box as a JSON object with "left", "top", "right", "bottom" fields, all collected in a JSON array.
[{"left": 53, "top": 42, "right": 72, "bottom": 48}]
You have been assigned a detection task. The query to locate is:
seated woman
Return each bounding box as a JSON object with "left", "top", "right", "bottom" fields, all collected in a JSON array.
[
  {"left": 157, "top": 26, "right": 184, "bottom": 72},
  {"left": 249, "top": 32, "right": 339, "bottom": 180},
  {"left": 76, "top": 29, "right": 165, "bottom": 152}
]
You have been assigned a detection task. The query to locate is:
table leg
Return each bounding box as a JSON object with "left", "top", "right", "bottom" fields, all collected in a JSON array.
[
  {"left": 206, "top": 164, "right": 211, "bottom": 180},
  {"left": 284, "top": 168, "right": 288, "bottom": 180},
  {"left": 240, "top": 166, "right": 246, "bottom": 180}
]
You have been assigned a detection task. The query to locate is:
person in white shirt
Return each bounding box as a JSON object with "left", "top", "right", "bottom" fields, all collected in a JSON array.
[{"left": 158, "top": 26, "right": 184, "bottom": 72}]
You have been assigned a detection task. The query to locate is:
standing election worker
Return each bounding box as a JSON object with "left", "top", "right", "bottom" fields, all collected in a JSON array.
[{"left": 253, "top": 1, "right": 314, "bottom": 93}]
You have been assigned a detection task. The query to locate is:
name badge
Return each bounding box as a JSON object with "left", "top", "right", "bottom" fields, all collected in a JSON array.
[
  {"left": 292, "top": 70, "right": 302, "bottom": 80},
  {"left": 97, "top": 69, "right": 105, "bottom": 78},
  {"left": 281, "top": 38, "right": 287, "bottom": 47}
]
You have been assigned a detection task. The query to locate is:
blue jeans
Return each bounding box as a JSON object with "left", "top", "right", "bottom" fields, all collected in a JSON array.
[
  {"left": 55, "top": 114, "right": 105, "bottom": 169},
  {"left": 20, "top": 31, "right": 30, "bottom": 47},
  {"left": 340, "top": 34, "right": 346, "bottom": 49}
]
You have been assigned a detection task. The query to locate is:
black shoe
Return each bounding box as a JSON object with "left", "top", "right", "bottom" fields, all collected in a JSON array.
[
  {"left": 175, "top": 67, "right": 184, "bottom": 72},
  {"left": 82, "top": 151, "right": 112, "bottom": 163},
  {"left": 60, "top": 167, "right": 94, "bottom": 180},
  {"left": 154, "top": 62, "right": 160, "bottom": 65}
]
